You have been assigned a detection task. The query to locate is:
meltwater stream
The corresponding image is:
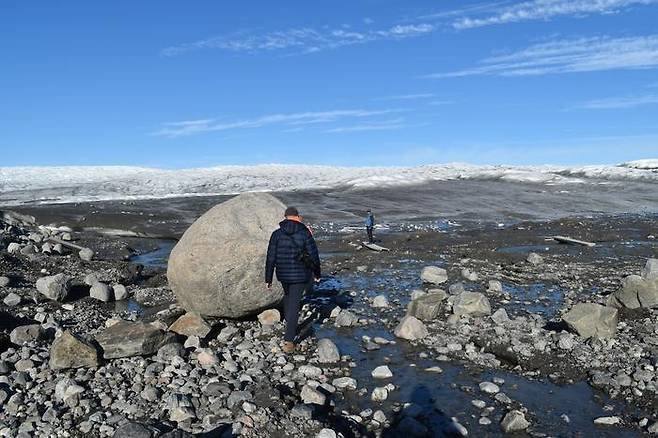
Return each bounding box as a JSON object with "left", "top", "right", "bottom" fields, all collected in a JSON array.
[{"left": 129, "top": 240, "right": 645, "bottom": 437}]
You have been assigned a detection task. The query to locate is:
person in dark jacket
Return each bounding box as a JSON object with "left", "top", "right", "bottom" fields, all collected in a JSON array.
[
  {"left": 365, "top": 209, "right": 375, "bottom": 243},
  {"left": 265, "top": 206, "right": 321, "bottom": 353}
]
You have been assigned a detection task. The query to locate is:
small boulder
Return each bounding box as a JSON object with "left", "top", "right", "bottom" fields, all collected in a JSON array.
[
  {"left": 7, "top": 242, "right": 21, "bottom": 254},
  {"left": 562, "top": 303, "right": 618, "bottom": 339},
  {"left": 257, "top": 309, "right": 281, "bottom": 326},
  {"left": 0, "top": 276, "right": 10, "bottom": 287},
  {"left": 461, "top": 268, "right": 478, "bottom": 282},
  {"left": 452, "top": 292, "right": 491, "bottom": 316},
  {"left": 488, "top": 280, "right": 503, "bottom": 293},
  {"left": 10, "top": 324, "right": 44, "bottom": 345},
  {"left": 317, "top": 338, "right": 340, "bottom": 363},
  {"left": 527, "top": 253, "right": 543, "bottom": 265},
  {"left": 49, "top": 331, "right": 100, "bottom": 370},
  {"left": 501, "top": 410, "right": 530, "bottom": 433},
  {"left": 112, "top": 423, "right": 158, "bottom": 438},
  {"left": 36, "top": 273, "right": 70, "bottom": 301},
  {"left": 372, "top": 295, "right": 389, "bottom": 308},
  {"left": 113, "top": 284, "right": 128, "bottom": 301},
  {"left": 335, "top": 309, "right": 359, "bottom": 327},
  {"left": 491, "top": 308, "right": 510, "bottom": 325},
  {"left": 407, "top": 291, "right": 446, "bottom": 321},
  {"left": 168, "top": 313, "right": 212, "bottom": 338},
  {"left": 421, "top": 266, "right": 448, "bottom": 285},
  {"left": 608, "top": 274, "right": 658, "bottom": 309},
  {"left": 372, "top": 365, "right": 393, "bottom": 379},
  {"left": 79, "top": 248, "right": 95, "bottom": 262},
  {"left": 96, "top": 321, "right": 167, "bottom": 359},
  {"left": 90, "top": 282, "right": 113, "bottom": 302},
  {"left": 301, "top": 385, "right": 326, "bottom": 405},
  {"left": 394, "top": 316, "right": 429, "bottom": 340},
  {"left": 3, "top": 293, "right": 21, "bottom": 307},
  {"left": 642, "top": 258, "right": 658, "bottom": 280}
]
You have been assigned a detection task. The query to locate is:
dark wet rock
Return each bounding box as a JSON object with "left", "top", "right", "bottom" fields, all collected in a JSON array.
[
  {"left": 167, "top": 192, "right": 285, "bottom": 318},
  {"left": 10, "top": 324, "right": 44, "bottom": 345},
  {"left": 156, "top": 342, "right": 186, "bottom": 362},
  {"left": 49, "top": 331, "right": 100, "bottom": 370},
  {"left": 96, "top": 321, "right": 167, "bottom": 359},
  {"left": 111, "top": 422, "right": 159, "bottom": 438},
  {"left": 421, "top": 266, "right": 448, "bottom": 285},
  {"left": 562, "top": 303, "right": 618, "bottom": 339},
  {"left": 394, "top": 315, "right": 429, "bottom": 340},
  {"left": 36, "top": 273, "right": 70, "bottom": 301},
  {"left": 407, "top": 291, "right": 446, "bottom": 321},
  {"left": 168, "top": 312, "right": 212, "bottom": 337},
  {"left": 452, "top": 292, "right": 491, "bottom": 316}
]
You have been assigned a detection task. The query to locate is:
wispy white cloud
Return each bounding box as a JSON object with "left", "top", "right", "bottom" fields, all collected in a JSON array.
[
  {"left": 162, "top": 24, "right": 435, "bottom": 56},
  {"left": 324, "top": 118, "right": 407, "bottom": 133},
  {"left": 425, "top": 35, "right": 658, "bottom": 78},
  {"left": 452, "top": 0, "right": 658, "bottom": 29},
  {"left": 153, "top": 109, "right": 402, "bottom": 137},
  {"left": 375, "top": 93, "right": 436, "bottom": 101},
  {"left": 573, "top": 94, "right": 658, "bottom": 109}
]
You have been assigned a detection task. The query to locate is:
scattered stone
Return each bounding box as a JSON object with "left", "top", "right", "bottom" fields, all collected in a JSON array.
[
  {"left": 0, "top": 276, "right": 10, "bottom": 287},
  {"left": 79, "top": 248, "right": 95, "bottom": 262},
  {"left": 594, "top": 416, "right": 621, "bottom": 425},
  {"left": 317, "top": 429, "right": 337, "bottom": 438},
  {"left": 461, "top": 268, "right": 478, "bottom": 281},
  {"left": 50, "top": 331, "right": 100, "bottom": 370},
  {"left": 333, "top": 377, "right": 357, "bottom": 390},
  {"left": 563, "top": 303, "right": 618, "bottom": 339},
  {"left": 372, "top": 295, "right": 389, "bottom": 308},
  {"left": 257, "top": 309, "right": 281, "bottom": 325},
  {"left": 10, "top": 324, "right": 44, "bottom": 345},
  {"left": 527, "top": 252, "right": 543, "bottom": 265},
  {"left": 3, "top": 292, "right": 21, "bottom": 307},
  {"left": 96, "top": 321, "right": 167, "bottom": 359},
  {"left": 642, "top": 258, "right": 658, "bottom": 280},
  {"left": 501, "top": 410, "right": 530, "bottom": 433},
  {"left": 317, "top": 338, "right": 340, "bottom": 363},
  {"left": 452, "top": 292, "right": 491, "bottom": 316},
  {"left": 479, "top": 382, "right": 500, "bottom": 394},
  {"left": 335, "top": 309, "right": 359, "bottom": 327},
  {"left": 371, "top": 387, "right": 388, "bottom": 402},
  {"left": 488, "top": 280, "right": 503, "bottom": 293},
  {"left": 113, "top": 284, "right": 128, "bottom": 301},
  {"left": 90, "top": 282, "right": 113, "bottom": 302},
  {"left": 394, "top": 315, "right": 429, "bottom": 340},
  {"left": 421, "top": 266, "right": 448, "bottom": 285},
  {"left": 407, "top": 291, "right": 446, "bottom": 321},
  {"left": 491, "top": 308, "right": 510, "bottom": 325},
  {"left": 301, "top": 385, "right": 326, "bottom": 405},
  {"left": 609, "top": 274, "right": 658, "bottom": 309},
  {"left": 36, "top": 273, "right": 70, "bottom": 302},
  {"left": 168, "top": 313, "right": 212, "bottom": 338},
  {"left": 372, "top": 365, "right": 393, "bottom": 379},
  {"left": 167, "top": 192, "right": 286, "bottom": 318}
]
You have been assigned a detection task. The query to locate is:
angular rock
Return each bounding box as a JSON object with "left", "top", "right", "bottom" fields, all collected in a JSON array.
[
  {"left": 501, "top": 410, "right": 530, "bottom": 433},
  {"left": 90, "top": 282, "right": 113, "bottom": 302},
  {"left": 372, "top": 365, "right": 393, "bottom": 379},
  {"left": 0, "top": 276, "right": 10, "bottom": 287},
  {"left": 167, "top": 193, "right": 286, "bottom": 318},
  {"left": 488, "top": 280, "right": 503, "bottom": 293},
  {"left": 7, "top": 242, "right": 21, "bottom": 254},
  {"left": 335, "top": 309, "right": 358, "bottom": 327},
  {"left": 491, "top": 308, "right": 510, "bottom": 325},
  {"left": 371, "top": 387, "right": 388, "bottom": 402},
  {"left": 49, "top": 331, "right": 100, "bottom": 370},
  {"left": 36, "top": 273, "right": 70, "bottom": 302},
  {"left": 609, "top": 274, "right": 658, "bottom": 309},
  {"left": 527, "top": 253, "right": 543, "bottom": 265},
  {"left": 257, "top": 309, "right": 281, "bottom": 326},
  {"left": 78, "top": 247, "right": 94, "bottom": 262},
  {"left": 112, "top": 422, "right": 159, "bottom": 438},
  {"left": 317, "top": 338, "right": 340, "bottom": 363},
  {"left": 407, "top": 291, "right": 446, "bottom": 321},
  {"left": 168, "top": 313, "right": 212, "bottom": 338},
  {"left": 461, "top": 268, "right": 478, "bottom": 282},
  {"left": 332, "top": 377, "right": 357, "bottom": 390},
  {"left": 452, "top": 292, "right": 491, "bottom": 316},
  {"left": 642, "top": 258, "right": 658, "bottom": 280},
  {"left": 421, "top": 266, "right": 448, "bottom": 285},
  {"left": 96, "top": 321, "right": 167, "bottom": 359},
  {"left": 10, "top": 324, "right": 44, "bottom": 345},
  {"left": 3, "top": 292, "right": 21, "bottom": 307},
  {"left": 301, "top": 385, "right": 326, "bottom": 405},
  {"left": 394, "top": 315, "right": 429, "bottom": 340},
  {"left": 372, "top": 295, "right": 389, "bottom": 308},
  {"left": 562, "top": 303, "right": 618, "bottom": 339},
  {"left": 113, "top": 284, "right": 128, "bottom": 301}
]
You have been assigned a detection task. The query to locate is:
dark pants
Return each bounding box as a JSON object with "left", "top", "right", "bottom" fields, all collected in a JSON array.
[
  {"left": 366, "top": 226, "right": 374, "bottom": 243},
  {"left": 281, "top": 282, "right": 306, "bottom": 342}
]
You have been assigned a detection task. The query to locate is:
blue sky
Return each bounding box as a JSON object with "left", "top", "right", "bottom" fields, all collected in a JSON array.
[{"left": 2, "top": 0, "right": 658, "bottom": 167}]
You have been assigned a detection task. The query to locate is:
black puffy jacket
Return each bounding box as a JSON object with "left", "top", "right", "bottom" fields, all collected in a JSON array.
[{"left": 265, "top": 219, "right": 321, "bottom": 284}]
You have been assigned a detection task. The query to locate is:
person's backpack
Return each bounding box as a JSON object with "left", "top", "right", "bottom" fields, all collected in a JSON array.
[{"left": 282, "top": 232, "right": 316, "bottom": 270}]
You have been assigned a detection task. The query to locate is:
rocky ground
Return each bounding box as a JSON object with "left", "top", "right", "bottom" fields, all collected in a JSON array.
[{"left": 0, "top": 203, "right": 657, "bottom": 437}]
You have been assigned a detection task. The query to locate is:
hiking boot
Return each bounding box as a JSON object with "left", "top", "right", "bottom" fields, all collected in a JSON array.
[{"left": 282, "top": 342, "right": 296, "bottom": 354}]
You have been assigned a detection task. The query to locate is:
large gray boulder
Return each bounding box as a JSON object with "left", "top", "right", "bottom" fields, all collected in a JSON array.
[
  {"left": 452, "top": 292, "right": 491, "bottom": 316},
  {"left": 562, "top": 303, "right": 618, "bottom": 339},
  {"left": 407, "top": 290, "right": 446, "bottom": 321},
  {"left": 608, "top": 275, "right": 658, "bottom": 309},
  {"left": 36, "top": 273, "right": 70, "bottom": 302},
  {"left": 167, "top": 193, "right": 285, "bottom": 318}
]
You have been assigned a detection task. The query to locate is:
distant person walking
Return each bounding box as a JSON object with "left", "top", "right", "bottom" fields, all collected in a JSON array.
[
  {"left": 365, "top": 209, "right": 375, "bottom": 243},
  {"left": 265, "top": 206, "right": 321, "bottom": 353}
]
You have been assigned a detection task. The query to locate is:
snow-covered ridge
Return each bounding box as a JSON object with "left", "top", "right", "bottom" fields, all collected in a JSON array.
[{"left": 0, "top": 161, "right": 656, "bottom": 206}]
